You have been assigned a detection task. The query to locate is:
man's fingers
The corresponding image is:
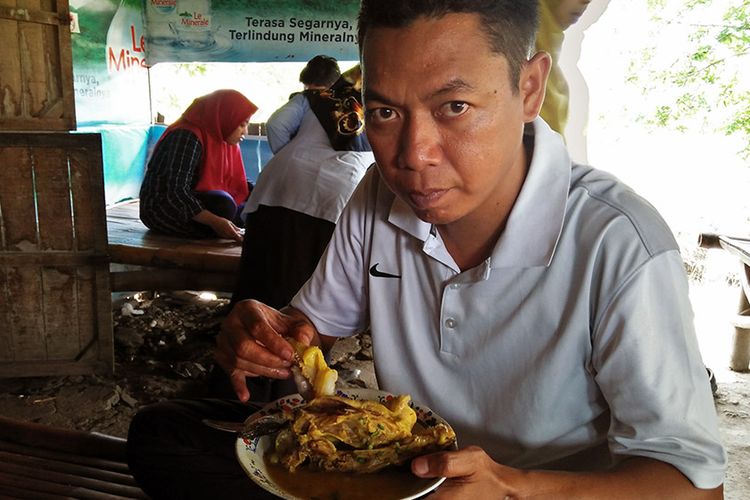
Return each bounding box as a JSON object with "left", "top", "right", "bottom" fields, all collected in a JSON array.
[
  {"left": 215, "top": 331, "right": 291, "bottom": 379},
  {"left": 229, "top": 368, "right": 250, "bottom": 402},
  {"left": 241, "top": 302, "right": 296, "bottom": 361},
  {"left": 221, "top": 302, "right": 293, "bottom": 365}
]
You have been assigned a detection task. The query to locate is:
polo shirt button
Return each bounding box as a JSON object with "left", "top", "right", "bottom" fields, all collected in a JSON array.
[
  {"left": 444, "top": 318, "right": 457, "bottom": 329},
  {"left": 450, "top": 283, "right": 460, "bottom": 289}
]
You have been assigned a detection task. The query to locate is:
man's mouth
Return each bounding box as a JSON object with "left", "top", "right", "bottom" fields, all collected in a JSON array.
[{"left": 408, "top": 189, "right": 448, "bottom": 209}]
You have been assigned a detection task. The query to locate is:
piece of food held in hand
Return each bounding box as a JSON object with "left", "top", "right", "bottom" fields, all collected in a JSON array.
[
  {"left": 288, "top": 339, "right": 338, "bottom": 399},
  {"left": 269, "top": 339, "right": 457, "bottom": 474}
]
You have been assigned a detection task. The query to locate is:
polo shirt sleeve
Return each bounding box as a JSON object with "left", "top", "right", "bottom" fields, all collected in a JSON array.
[
  {"left": 592, "top": 249, "right": 726, "bottom": 489},
  {"left": 266, "top": 93, "right": 309, "bottom": 153},
  {"left": 290, "top": 169, "right": 375, "bottom": 337}
]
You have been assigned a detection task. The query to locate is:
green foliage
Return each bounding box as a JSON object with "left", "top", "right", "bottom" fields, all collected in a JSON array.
[
  {"left": 630, "top": 0, "right": 750, "bottom": 159},
  {"left": 176, "top": 64, "right": 207, "bottom": 77}
]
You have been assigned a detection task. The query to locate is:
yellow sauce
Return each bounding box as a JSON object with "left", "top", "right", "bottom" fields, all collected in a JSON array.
[{"left": 265, "top": 459, "right": 439, "bottom": 500}]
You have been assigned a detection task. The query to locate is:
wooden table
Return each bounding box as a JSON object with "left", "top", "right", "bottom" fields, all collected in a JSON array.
[
  {"left": 699, "top": 233, "right": 750, "bottom": 371},
  {"left": 107, "top": 200, "right": 243, "bottom": 292}
]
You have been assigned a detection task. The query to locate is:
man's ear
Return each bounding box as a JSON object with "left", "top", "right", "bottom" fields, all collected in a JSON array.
[{"left": 519, "top": 51, "right": 552, "bottom": 122}]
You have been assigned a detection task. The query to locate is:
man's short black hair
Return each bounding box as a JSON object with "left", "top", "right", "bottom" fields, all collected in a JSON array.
[
  {"left": 299, "top": 55, "right": 341, "bottom": 88},
  {"left": 358, "top": 0, "right": 539, "bottom": 88}
]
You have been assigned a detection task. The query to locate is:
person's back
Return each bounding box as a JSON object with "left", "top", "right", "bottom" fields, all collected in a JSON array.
[
  {"left": 231, "top": 59, "right": 372, "bottom": 310},
  {"left": 246, "top": 93, "right": 373, "bottom": 226}
]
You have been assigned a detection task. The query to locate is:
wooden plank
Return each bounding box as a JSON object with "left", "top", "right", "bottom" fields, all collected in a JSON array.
[
  {"left": 106, "top": 200, "right": 243, "bottom": 273},
  {"left": 0, "top": 0, "right": 75, "bottom": 130},
  {"left": 0, "top": 133, "right": 111, "bottom": 376},
  {"left": 74, "top": 264, "right": 107, "bottom": 365},
  {"left": 57, "top": 0, "right": 76, "bottom": 129},
  {"left": 0, "top": 117, "right": 77, "bottom": 130},
  {"left": 0, "top": 266, "right": 14, "bottom": 362},
  {"left": 19, "top": 6, "right": 50, "bottom": 120},
  {"left": 0, "top": 17, "right": 22, "bottom": 120},
  {"left": 0, "top": 358, "right": 110, "bottom": 378},
  {"left": 41, "top": 266, "right": 79, "bottom": 359},
  {"left": 0, "top": 252, "right": 106, "bottom": 267},
  {"left": 68, "top": 137, "right": 106, "bottom": 252},
  {"left": 3, "top": 266, "right": 46, "bottom": 360},
  {"left": 0, "top": 484, "right": 68, "bottom": 500},
  {"left": 33, "top": 146, "right": 74, "bottom": 251},
  {"left": 0, "top": 452, "right": 138, "bottom": 487},
  {"left": 110, "top": 268, "right": 238, "bottom": 292},
  {"left": 0, "top": 6, "right": 59, "bottom": 25},
  {"left": 0, "top": 146, "right": 37, "bottom": 251},
  {"left": 91, "top": 264, "right": 114, "bottom": 372}
]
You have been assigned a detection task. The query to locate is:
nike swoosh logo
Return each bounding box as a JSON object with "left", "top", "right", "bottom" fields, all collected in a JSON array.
[{"left": 369, "top": 263, "right": 401, "bottom": 279}]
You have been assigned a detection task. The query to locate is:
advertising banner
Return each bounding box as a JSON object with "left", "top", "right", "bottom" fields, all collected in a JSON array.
[
  {"left": 142, "top": 0, "right": 361, "bottom": 64},
  {"left": 70, "top": 0, "right": 361, "bottom": 126}
]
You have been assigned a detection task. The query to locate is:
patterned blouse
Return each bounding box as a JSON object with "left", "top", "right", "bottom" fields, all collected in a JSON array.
[{"left": 138, "top": 129, "right": 208, "bottom": 237}]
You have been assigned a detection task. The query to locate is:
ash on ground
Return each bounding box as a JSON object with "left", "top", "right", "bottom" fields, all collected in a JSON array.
[{"left": 0, "top": 291, "right": 375, "bottom": 438}]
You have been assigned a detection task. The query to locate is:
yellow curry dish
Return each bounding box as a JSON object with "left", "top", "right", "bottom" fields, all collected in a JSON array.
[
  {"left": 274, "top": 339, "right": 456, "bottom": 473},
  {"left": 266, "top": 393, "right": 457, "bottom": 473}
]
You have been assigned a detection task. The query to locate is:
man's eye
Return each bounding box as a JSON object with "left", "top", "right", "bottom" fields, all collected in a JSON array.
[
  {"left": 367, "top": 108, "right": 396, "bottom": 123},
  {"left": 440, "top": 101, "right": 469, "bottom": 117}
]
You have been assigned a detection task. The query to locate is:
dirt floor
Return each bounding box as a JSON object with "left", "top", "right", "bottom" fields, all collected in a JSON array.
[{"left": 0, "top": 291, "right": 748, "bottom": 499}]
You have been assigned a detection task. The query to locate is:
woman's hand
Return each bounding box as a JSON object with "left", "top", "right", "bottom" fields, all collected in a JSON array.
[
  {"left": 209, "top": 217, "right": 244, "bottom": 241},
  {"left": 192, "top": 209, "right": 243, "bottom": 241},
  {"left": 215, "top": 300, "right": 320, "bottom": 402}
]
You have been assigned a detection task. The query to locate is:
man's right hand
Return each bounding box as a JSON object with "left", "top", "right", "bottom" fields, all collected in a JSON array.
[{"left": 215, "top": 300, "right": 319, "bottom": 402}]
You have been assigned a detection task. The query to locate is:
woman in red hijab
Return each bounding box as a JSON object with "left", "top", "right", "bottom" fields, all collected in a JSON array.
[{"left": 139, "top": 89, "right": 258, "bottom": 240}]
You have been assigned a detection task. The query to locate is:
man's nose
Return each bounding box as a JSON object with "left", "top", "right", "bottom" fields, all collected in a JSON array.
[{"left": 397, "top": 114, "right": 441, "bottom": 171}]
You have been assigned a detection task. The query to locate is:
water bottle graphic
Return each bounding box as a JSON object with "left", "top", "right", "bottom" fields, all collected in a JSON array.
[
  {"left": 105, "top": 0, "right": 147, "bottom": 73},
  {"left": 143, "top": 0, "right": 178, "bottom": 46},
  {"left": 170, "top": 0, "right": 215, "bottom": 49},
  {"left": 103, "top": 0, "right": 151, "bottom": 124}
]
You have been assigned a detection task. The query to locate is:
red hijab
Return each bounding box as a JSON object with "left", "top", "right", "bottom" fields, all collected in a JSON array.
[{"left": 163, "top": 89, "right": 258, "bottom": 204}]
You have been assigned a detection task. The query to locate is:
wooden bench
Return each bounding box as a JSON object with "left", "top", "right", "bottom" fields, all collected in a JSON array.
[
  {"left": 107, "top": 200, "right": 242, "bottom": 292},
  {"left": 699, "top": 232, "right": 750, "bottom": 371},
  {"left": 0, "top": 416, "right": 148, "bottom": 499}
]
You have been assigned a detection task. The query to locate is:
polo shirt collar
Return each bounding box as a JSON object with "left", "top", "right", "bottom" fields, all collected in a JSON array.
[
  {"left": 491, "top": 118, "right": 570, "bottom": 268},
  {"left": 387, "top": 118, "right": 570, "bottom": 270}
]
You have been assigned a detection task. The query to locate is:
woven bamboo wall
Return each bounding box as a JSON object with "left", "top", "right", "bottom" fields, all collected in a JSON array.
[{"left": 0, "top": 133, "right": 112, "bottom": 377}]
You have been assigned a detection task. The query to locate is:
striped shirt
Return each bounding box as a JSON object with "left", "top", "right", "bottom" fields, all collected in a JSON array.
[{"left": 139, "top": 129, "right": 209, "bottom": 237}]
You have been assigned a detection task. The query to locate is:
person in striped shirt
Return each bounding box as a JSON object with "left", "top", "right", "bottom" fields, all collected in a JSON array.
[{"left": 139, "top": 89, "right": 257, "bottom": 240}]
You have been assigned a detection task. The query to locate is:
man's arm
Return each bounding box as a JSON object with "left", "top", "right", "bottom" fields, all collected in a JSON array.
[
  {"left": 215, "top": 300, "right": 335, "bottom": 402},
  {"left": 414, "top": 448, "right": 722, "bottom": 499}
]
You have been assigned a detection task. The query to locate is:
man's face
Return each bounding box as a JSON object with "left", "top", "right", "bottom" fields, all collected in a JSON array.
[{"left": 362, "top": 13, "right": 543, "bottom": 232}]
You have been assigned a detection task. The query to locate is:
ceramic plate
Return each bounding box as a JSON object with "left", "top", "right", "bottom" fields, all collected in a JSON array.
[{"left": 235, "top": 387, "right": 455, "bottom": 500}]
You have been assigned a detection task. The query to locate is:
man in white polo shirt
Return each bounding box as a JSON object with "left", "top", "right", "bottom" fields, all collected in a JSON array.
[{"left": 127, "top": 1, "right": 726, "bottom": 498}]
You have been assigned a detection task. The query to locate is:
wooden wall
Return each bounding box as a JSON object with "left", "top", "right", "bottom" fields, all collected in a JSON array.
[
  {"left": 0, "top": 0, "right": 76, "bottom": 131},
  {"left": 0, "top": 133, "right": 112, "bottom": 377}
]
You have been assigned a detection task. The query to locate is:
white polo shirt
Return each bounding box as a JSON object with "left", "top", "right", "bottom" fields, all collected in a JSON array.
[{"left": 291, "top": 119, "right": 726, "bottom": 488}]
